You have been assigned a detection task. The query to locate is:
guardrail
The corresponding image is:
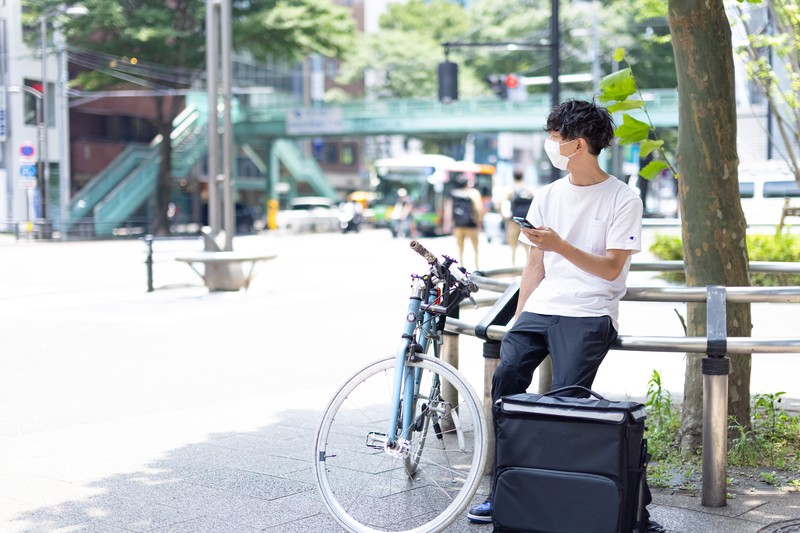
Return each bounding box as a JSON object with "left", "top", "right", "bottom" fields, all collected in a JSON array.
[{"left": 447, "top": 261, "right": 800, "bottom": 508}]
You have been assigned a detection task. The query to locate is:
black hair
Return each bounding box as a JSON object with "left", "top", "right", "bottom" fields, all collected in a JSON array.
[{"left": 545, "top": 99, "right": 615, "bottom": 156}]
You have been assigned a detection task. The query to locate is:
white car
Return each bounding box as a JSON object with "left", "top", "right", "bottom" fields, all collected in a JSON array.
[
  {"left": 277, "top": 196, "right": 340, "bottom": 233},
  {"left": 738, "top": 161, "right": 800, "bottom": 226}
]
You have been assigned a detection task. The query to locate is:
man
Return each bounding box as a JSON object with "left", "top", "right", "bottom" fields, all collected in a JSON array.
[
  {"left": 467, "top": 100, "right": 664, "bottom": 532},
  {"left": 502, "top": 168, "right": 534, "bottom": 266},
  {"left": 450, "top": 174, "right": 483, "bottom": 269}
]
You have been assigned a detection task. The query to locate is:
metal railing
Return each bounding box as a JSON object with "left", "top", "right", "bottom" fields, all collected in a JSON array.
[{"left": 446, "top": 261, "right": 800, "bottom": 508}]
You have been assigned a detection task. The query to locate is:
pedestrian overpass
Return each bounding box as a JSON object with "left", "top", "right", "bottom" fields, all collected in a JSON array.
[
  {"left": 234, "top": 89, "right": 679, "bottom": 139},
  {"left": 64, "top": 89, "right": 679, "bottom": 235}
]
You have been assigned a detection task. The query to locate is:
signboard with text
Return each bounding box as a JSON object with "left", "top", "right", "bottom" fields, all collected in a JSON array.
[{"left": 286, "top": 108, "right": 344, "bottom": 136}]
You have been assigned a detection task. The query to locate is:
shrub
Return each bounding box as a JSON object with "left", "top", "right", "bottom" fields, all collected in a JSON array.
[{"left": 649, "top": 233, "right": 800, "bottom": 286}]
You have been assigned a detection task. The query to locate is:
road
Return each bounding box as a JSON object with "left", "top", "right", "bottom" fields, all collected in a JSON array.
[{"left": 0, "top": 227, "right": 797, "bottom": 530}]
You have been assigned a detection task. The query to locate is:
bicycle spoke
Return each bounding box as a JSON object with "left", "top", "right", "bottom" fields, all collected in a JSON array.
[{"left": 315, "top": 356, "right": 487, "bottom": 532}]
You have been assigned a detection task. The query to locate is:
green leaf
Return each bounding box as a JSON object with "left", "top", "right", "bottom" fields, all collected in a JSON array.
[
  {"left": 613, "top": 48, "right": 626, "bottom": 63},
  {"left": 640, "top": 160, "right": 669, "bottom": 180},
  {"left": 599, "top": 68, "right": 637, "bottom": 103},
  {"left": 639, "top": 139, "right": 665, "bottom": 158},
  {"left": 606, "top": 100, "right": 645, "bottom": 113},
  {"left": 614, "top": 114, "right": 650, "bottom": 145}
]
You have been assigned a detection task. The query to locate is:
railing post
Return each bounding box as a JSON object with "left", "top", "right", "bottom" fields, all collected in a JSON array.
[
  {"left": 440, "top": 300, "right": 461, "bottom": 433},
  {"left": 483, "top": 340, "right": 501, "bottom": 476},
  {"left": 144, "top": 234, "right": 154, "bottom": 293},
  {"left": 702, "top": 285, "right": 730, "bottom": 507}
]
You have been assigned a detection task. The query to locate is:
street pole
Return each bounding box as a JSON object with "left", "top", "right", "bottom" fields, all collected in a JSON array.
[
  {"left": 549, "top": 0, "right": 561, "bottom": 183},
  {"left": 38, "top": 5, "right": 87, "bottom": 238},
  {"left": 40, "top": 15, "right": 50, "bottom": 228},
  {"left": 221, "top": 0, "right": 234, "bottom": 251},
  {"left": 57, "top": 37, "right": 72, "bottom": 237},
  {"left": 205, "top": 0, "right": 220, "bottom": 234}
]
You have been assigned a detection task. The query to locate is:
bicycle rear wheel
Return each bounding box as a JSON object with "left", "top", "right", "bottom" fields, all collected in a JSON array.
[{"left": 314, "top": 355, "right": 487, "bottom": 533}]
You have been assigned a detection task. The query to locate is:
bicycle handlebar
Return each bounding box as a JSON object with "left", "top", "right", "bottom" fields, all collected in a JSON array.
[
  {"left": 409, "top": 241, "right": 478, "bottom": 294},
  {"left": 410, "top": 240, "right": 436, "bottom": 265}
]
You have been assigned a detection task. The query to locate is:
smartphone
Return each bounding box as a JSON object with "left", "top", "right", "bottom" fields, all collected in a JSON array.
[{"left": 512, "top": 216, "right": 537, "bottom": 229}]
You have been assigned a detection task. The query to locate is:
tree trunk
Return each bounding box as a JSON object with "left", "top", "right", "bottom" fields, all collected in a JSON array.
[
  {"left": 151, "top": 96, "right": 182, "bottom": 236},
  {"left": 668, "top": 0, "right": 752, "bottom": 456}
]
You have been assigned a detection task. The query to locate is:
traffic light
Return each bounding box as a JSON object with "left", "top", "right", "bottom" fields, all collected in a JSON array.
[
  {"left": 486, "top": 75, "right": 508, "bottom": 100},
  {"left": 505, "top": 74, "right": 519, "bottom": 90},
  {"left": 486, "top": 74, "right": 525, "bottom": 101},
  {"left": 438, "top": 61, "right": 458, "bottom": 103}
]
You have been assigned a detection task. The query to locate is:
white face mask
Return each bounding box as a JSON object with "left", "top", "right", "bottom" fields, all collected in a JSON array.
[{"left": 544, "top": 138, "right": 578, "bottom": 170}]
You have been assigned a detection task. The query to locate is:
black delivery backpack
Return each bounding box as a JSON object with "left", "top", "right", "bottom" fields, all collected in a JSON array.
[{"left": 492, "top": 386, "right": 648, "bottom": 533}]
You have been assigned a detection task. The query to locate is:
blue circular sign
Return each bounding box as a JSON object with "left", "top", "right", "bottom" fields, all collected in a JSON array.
[{"left": 20, "top": 144, "right": 34, "bottom": 157}]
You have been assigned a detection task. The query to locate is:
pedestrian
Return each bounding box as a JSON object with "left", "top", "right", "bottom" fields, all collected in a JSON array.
[
  {"left": 502, "top": 168, "right": 534, "bottom": 266},
  {"left": 450, "top": 174, "right": 483, "bottom": 269},
  {"left": 391, "top": 188, "right": 416, "bottom": 238},
  {"left": 466, "top": 99, "right": 664, "bottom": 532}
]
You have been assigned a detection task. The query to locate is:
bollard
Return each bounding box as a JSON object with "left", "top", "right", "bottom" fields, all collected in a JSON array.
[
  {"left": 537, "top": 356, "right": 553, "bottom": 394},
  {"left": 144, "top": 234, "right": 154, "bottom": 292},
  {"left": 483, "top": 341, "right": 501, "bottom": 477},
  {"left": 441, "top": 330, "right": 459, "bottom": 430},
  {"left": 702, "top": 285, "right": 729, "bottom": 507}
]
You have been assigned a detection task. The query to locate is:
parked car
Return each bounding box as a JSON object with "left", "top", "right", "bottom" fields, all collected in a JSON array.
[
  {"left": 738, "top": 161, "right": 800, "bottom": 226},
  {"left": 277, "top": 196, "right": 340, "bottom": 233}
]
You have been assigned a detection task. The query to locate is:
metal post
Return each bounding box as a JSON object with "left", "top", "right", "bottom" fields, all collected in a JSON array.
[
  {"left": 537, "top": 356, "right": 553, "bottom": 394},
  {"left": 205, "top": 0, "right": 220, "bottom": 234},
  {"left": 702, "top": 285, "right": 730, "bottom": 507},
  {"left": 144, "top": 234, "right": 154, "bottom": 292},
  {"left": 40, "top": 15, "right": 49, "bottom": 224},
  {"left": 483, "top": 341, "right": 501, "bottom": 477},
  {"left": 549, "top": 0, "right": 561, "bottom": 183},
  {"left": 440, "top": 331, "right": 459, "bottom": 435},
  {"left": 220, "top": 0, "right": 234, "bottom": 251},
  {"left": 57, "top": 37, "right": 71, "bottom": 238}
]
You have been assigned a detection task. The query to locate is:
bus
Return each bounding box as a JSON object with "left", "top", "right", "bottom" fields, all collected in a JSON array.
[{"left": 371, "top": 155, "right": 496, "bottom": 236}]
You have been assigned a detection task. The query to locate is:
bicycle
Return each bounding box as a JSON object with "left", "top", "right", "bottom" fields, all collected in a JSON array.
[{"left": 314, "top": 241, "right": 489, "bottom": 532}]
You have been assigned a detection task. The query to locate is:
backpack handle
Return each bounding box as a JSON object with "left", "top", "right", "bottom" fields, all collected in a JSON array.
[{"left": 544, "top": 385, "right": 606, "bottom": 401}]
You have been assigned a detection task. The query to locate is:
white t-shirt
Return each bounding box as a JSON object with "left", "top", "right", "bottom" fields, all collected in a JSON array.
[{"left": 519, "top": 175, "right": 643, "bottom": 329}]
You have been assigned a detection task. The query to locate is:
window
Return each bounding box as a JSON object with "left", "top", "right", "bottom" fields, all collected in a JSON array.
[
  {"left": 739, "top": 182, "right": 755, "bottom": 199},
  {"left": 763, "top": 181, "right": 800, "bottom": 198},
  {"left": 323, "top": 143, "right": 338, "bottom": 164},
  {"left": 340, "top": 143, "right": 355, "bottom": 165}
]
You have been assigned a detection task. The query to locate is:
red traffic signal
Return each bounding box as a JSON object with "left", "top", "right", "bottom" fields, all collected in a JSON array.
[{"left": 505, "top": 74, "right": 519, "bottom": 90}]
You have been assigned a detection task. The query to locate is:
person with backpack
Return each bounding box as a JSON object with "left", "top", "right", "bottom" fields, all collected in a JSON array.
[
  {"left": 502, "top": 169, "right": 534, "bottom": 266},
  {"left": 450, "top": 174, "right": 483, "bottom": 269}
]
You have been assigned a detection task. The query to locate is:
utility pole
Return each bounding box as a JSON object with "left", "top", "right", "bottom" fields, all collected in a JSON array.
[{"left": 549, "top": 0, "right": 561, "bottom": 183}]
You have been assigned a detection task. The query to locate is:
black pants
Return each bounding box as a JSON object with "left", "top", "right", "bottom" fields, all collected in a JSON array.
[{"left": 492, "top": 313, "right": 616, "bottom": 404}]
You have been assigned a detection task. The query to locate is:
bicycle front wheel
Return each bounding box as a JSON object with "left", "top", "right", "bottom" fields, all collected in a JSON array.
[{"left": 314, "top": 355, "right": 488, "bottom": 533}]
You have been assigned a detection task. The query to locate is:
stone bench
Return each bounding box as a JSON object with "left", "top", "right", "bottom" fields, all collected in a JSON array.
[{"left": 174, "top": 251, "right": 277, "bottom": 291}]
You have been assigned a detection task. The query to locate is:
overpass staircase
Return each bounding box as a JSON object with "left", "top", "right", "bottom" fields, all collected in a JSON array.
[{"left": 65, "top": 105, "right": 208, "bottom": 236}]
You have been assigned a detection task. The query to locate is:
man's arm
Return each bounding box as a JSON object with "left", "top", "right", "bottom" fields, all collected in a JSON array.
[
  {"left": 515, "top": 246, "right": 545, "bottom": 318},
  {"left": 521, "top": 227, "right": 632, "bottom": 282}
]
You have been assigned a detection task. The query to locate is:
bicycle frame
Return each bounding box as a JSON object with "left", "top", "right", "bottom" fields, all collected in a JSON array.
[{"left": 388, "top": 277, "right": 440, "bottom": 444}]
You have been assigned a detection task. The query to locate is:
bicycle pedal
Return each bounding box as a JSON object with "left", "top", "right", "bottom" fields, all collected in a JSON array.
[{"left": 366, "top": 431, "right": 389, "bottom": 449}]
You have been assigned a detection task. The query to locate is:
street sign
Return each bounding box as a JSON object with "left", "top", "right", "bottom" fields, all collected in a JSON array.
[
  {"left": 19, "top": 143, "right": 35, "bottom": 162},
  {"left": 20, "top": 164, "right": 37, "bottom": 177},
  {"left": 286, "top": 108, "right": 344, "bottom": 136},
  {"left": 19, "top": 163, "right": 37, "bottom": 189}
]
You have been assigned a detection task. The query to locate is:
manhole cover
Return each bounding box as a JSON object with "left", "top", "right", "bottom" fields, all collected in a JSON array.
[{"left": 760, "top": 519, "right": 800, "bottom": 533}]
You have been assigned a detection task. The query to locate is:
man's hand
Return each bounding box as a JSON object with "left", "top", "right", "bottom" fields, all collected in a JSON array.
[{"left": 521, "top": 227, "right": 565, "bottom": 253}]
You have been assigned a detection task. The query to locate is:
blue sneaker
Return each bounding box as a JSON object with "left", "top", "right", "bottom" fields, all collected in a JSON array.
[{"left": 467, "top": 499, "right": 492, "bottom": 523}]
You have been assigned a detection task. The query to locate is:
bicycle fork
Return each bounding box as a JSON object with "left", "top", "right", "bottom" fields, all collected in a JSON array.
[{"left": 366, "top": 279, "right": 439, "bottom": 455}]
